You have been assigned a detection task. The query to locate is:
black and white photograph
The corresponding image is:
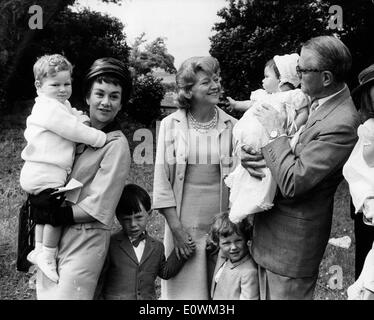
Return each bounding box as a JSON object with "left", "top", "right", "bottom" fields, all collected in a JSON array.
[{"left": 0, "top": 0, "right": 374, "bottom": 309}]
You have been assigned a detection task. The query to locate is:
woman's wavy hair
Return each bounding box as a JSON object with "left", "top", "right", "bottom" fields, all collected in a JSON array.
[{"left": 175, "top": 56, "right": 220, "bottom": 110}]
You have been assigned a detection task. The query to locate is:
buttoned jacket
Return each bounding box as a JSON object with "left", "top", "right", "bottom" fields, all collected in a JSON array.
[
  {"left": 252, "top": 86, "right": 360, "bottom": 278},
  {"left": 211, "top": 253, "right": 259, "bottom": 300},
  {"left": 153, "top": 107, "right": 237, "bottom": 217},
  {"left": 97, "top": 231, "right": 185, "bottom": 300}
]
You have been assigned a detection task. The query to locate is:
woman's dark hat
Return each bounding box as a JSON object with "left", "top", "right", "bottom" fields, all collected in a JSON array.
[
  {"left": 352, "top": 63, "right": 374, "bottom": 97},
  {"left": 84, "top": 57, "right": 132, "bottom": 102},
  {"left": 85, "top": 57, "right": 129, "bottom": 82}
]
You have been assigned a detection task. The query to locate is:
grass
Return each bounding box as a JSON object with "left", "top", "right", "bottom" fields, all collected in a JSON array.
[{"left": 0, "top": 109, "right": 355, "bottom": 300}]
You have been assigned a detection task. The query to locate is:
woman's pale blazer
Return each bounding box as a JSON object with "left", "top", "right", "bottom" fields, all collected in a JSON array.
[{"left": 153, "top": 107, "right": 237, "bottom": 217}]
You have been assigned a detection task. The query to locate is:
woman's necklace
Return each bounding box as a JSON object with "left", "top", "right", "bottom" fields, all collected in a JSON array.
[{"left": 188, "top": 108, "right": 218, "bottom": 134}]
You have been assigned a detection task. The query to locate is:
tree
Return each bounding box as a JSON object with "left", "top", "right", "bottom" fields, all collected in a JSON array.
[
  {"left": 209, "top": 0, "right": 374, "bottom": 100},
  {"left": 4, "top": 7, "right": 130, "bottom": 109},
  {"left": 210, "top": 0, "right": 331, "bottom": 100},
  {"left": 125, "top": 74, "right": 165, "bottom": 126},
  {"left": 0, "top": 0, "right": 125, "bottom": 112},
  {"left": 129, "top": 33, "right": 176, "bottom": 76},
  {"left": 0, "top": 0, "right": 75, "bottom": 110},
  {"left": 329, "top": 0, "right": 374, "bottom": 85}
]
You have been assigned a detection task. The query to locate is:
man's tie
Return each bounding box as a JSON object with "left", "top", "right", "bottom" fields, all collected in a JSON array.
[
  {"left": 131, "top": 232, "right": 147, "bottom": 247},
  {"left": 293, "top": 99, "right": 319, "bottom": 144},
  {"left": 309, "top": 99, "right": 319, "bottom": 116}
]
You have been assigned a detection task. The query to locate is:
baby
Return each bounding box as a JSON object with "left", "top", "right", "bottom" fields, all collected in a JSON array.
[{"left": 225, "top": 53, "right": 309, "bottom": 223}]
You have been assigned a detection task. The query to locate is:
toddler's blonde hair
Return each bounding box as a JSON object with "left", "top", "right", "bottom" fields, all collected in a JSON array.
[{"left": 33, "top": 54, "right": 73, "bottom": 83}]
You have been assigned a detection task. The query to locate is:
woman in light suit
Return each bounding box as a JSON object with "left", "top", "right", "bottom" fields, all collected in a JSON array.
[{"left": 153, "top": 56, "right": 237, "bottom": 300}]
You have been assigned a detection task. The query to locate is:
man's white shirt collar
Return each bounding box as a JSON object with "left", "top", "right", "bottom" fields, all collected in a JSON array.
[{"left": 315, "top": 84, "right": 347, "bottom": 111}]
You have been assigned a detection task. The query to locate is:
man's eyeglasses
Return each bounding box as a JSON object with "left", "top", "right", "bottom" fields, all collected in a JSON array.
[{"left": 296, "top": 66, "right": 323, "bottom": 77}]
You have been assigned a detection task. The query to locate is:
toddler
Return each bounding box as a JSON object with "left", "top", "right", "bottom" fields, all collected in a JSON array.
[
  {"left": 20, "top": 54, "right": 111, "bottom": 282},
  {"left": 95, "top": 184, "right": 190, "bottom": 300},
  {"left": 225, "top": 53, "right": 309, "bottom": 223},
  {"left": 207, "top": 212, "right": 258, "bottom": 300}
]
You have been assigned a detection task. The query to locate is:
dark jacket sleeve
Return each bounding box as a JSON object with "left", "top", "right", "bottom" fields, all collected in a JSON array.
[
  {"left": 262, "top": 120, "right": 358, "bottom": 198},
  {"left": 157, "top": 243, "right": 186, "bottom": 280}
]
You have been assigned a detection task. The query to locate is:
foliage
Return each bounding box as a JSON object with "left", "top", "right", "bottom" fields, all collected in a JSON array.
[
  {"left": 210, "top": 0, "right": 374, "bottom": 102},
  {"left": 0, "top": 0, "right": 74, "bottom": 110},
  {"left": 162, "top": 82, "right": 177, "bottom": 93},
  {"left": 0, "top": 0, "right": 127, "bottom": 112},
  {"left": 4, "top": 7, "right": 130, "bottom": 109},
  {"left": 209, "top": 0, "right": 331, "bottom": 101},
  {"left": 129, "top": 33, "right": 176, "bottom": 76},
  {"left": 329, "top": 0, "right": 374, "bottom": 85},
  {"left": 125, "top": 74, "right": 166, "bottom": 126}
]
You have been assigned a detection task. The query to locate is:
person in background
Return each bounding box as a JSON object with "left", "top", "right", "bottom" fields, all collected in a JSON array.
[{"left": 343, "top": 63, "right": 374, "bottom": 280}]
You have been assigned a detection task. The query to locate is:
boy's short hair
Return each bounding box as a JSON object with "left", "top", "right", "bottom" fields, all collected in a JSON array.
[
  {"left": 33, "top": 54, "right": 73, "bottom": 82},
  {"left": 115, "top": 184, "right": 151, "bottom": 219},
  {"left": 207, "top": 212, "right": 252, "bottom": 249}
]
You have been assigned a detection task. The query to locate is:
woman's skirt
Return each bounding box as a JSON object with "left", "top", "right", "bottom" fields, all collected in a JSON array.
[{"left": 161, "top": 164, "right": 221, "bottom": 300}]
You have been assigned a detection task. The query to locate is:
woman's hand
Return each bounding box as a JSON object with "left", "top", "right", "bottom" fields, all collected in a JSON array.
[
  {"left": 32, "top": 205, "right": 75, "bottom": 227},
  {"left": 29, "top": 188, "right": 65, "bottom": 209},
  {"left": 172, "top": 227, "right": 196, "bottom": 260},
  {"left": 32, "top": 206, "right": 74, "bottom": 226},
  {"left": 240, "top": 145, "right": 266, "bottom": 180}
]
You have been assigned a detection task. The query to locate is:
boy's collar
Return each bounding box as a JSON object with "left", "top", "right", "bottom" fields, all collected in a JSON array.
[
  {"left": 127, "top": 231, "right": 147, "bottom": 247},
  {"left": 228, "top": 254, "right": 250, "bottom": 268}
]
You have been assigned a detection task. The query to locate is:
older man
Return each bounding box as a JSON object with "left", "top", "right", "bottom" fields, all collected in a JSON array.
[{"left": 242, "top": 35, "right": 360, "bottom": 299}]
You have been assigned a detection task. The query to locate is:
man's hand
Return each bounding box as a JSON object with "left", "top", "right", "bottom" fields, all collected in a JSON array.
[
  {"left": 253, "top": 102, "right": 287, "bottom": 137},
  {"left": 240, "top": 145, "right": 266, "bottom": 180}
]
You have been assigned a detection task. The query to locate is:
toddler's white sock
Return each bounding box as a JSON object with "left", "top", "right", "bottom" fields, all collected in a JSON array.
[
  {"left": 42, "top": 246, "right": 57, "bottom": 260},
  {"left": 35, "top": 242, "right": 42, "bottom": 252},
  {"left": 37, "top": 246, "right": 59, "bottom": 283}
]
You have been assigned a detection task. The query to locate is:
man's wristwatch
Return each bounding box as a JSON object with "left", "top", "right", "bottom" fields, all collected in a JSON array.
[{"left": 269, "top": 129, "right": 287, "bottom": 141}]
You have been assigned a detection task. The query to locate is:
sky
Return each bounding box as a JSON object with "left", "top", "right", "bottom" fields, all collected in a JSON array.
[{"left": 74, "top": 0, "right": 227, "bottom": 69}]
